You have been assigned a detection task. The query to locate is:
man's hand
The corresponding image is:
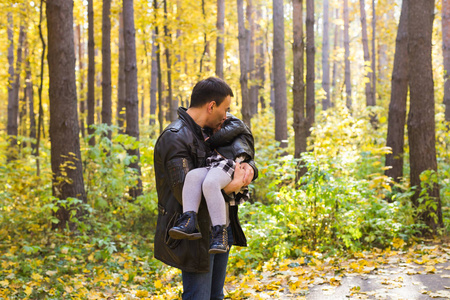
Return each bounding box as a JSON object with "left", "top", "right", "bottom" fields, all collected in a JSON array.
[
  {"left": 223, "top": 162, "right": 254, "bottom": 194},
  {"left": 240, "top": 162, "right": 254, "bottom": 186}
]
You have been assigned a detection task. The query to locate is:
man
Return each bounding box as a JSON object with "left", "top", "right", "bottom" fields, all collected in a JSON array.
[{"left": 153, "top": 77, "right": 257, "bottom": 299}]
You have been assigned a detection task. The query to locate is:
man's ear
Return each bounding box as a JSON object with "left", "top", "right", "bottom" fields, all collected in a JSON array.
[{"left": 207, "top": 101, "right": 215, "bottom": 113}]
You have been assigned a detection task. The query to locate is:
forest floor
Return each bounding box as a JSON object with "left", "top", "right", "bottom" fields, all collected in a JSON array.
[{"left": 224, "top": 240, "right": 450, "bottom": 300}]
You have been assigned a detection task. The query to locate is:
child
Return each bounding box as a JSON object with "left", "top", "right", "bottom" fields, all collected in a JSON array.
[{"left": 169, "top": 113, "right": 255, "bottom": 254}]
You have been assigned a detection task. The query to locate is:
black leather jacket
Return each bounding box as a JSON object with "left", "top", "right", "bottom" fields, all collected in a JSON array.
[{"left": 153, "top": 107, "right": 257, "bottom": 273}]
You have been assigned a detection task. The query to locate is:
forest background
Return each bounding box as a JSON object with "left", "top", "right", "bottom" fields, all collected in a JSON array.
[{"left": 0, "top": 0, "right": 449, "bottom": 298}]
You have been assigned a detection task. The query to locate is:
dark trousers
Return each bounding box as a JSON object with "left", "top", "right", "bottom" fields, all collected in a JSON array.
[{"left": 181, "top": 226, "right": 233, "bottom": 300}]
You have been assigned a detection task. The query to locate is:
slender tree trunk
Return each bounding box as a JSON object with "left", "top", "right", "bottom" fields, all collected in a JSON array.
[
  {"left": 443, "top": 0, "right": 450, "bottom": 122},
  {"left": 372, "top": 0, "right": 376, "bottom": 104},
  {"left": 77, "top": 25, "right": 86, "bottom": 138},
  {"left": 273, "top": 0, "right": 288, "bottom": 147},
  {"left": 331, "top": 8, "right": 340, "bottom": 105},
  {"left": 150, "top": 30, "right": 158, "bottom": 125},
  {"left": 163, "top": 0, "right": 176, "bottom": 122},
  {"left": 407, "top": 0, "right": 443, "bottom": 231},
  {"left": 25, "top": 39, "right": 36, "bottom": 152},
  {"left": 154, "top": 0, "right": 164, "bottom": 134},
  {"left": 344, "top": 0, "right": 352, "bottom": 109},
  {"left": 256, "top": 4, "right": 266, "bottom": 110},
  {"left": 293, "top": 0, "right": 307, "bottom": 161},
  {"left": 87, "top": 0, "right": 95, "bottom": 146},
  {"left": 306, "top": 0, "right": 315, "bottom": 134},
  {"left": 322, "top": 0, "right": 330, "bottom": 110},
  {"left": 102, "top": 0, "right": 112, "bottom": 140},
  {"left": 118, "top": 12, "right": 126, "bottom": 132},
  {"left": 385, "top": 0, "right": 408, "bottom": 183},
  {"left": 360, "top": 0, "right": 375, "bottom": 108},
  {"left": 238, "top": 0, "right": 251, "bottom": 127},
  {"left": 248, "top": 0, "right": 258, "bottom": 117},
  {"left": 36, "top": 0, "right": 46, "bottom": 175},
  {"left": 14, "top": 24, "right": 26, "bottom": 142},
  {"left": 46, "top": 0, "right": 87, "bottom": 229},
  {"left": 7, "top": 13, "right": 15, "bottom": 153},
  {"left": 216, "top": 0, "right": 225, "bottom": 79}
]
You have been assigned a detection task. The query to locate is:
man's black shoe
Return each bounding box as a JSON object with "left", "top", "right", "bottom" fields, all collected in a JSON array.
[
  {"left": 169, "top": 211, "right": 202, "bottom": 240},
  {"left": 209, "top": 225, "right": 229, "bottom": 254}
]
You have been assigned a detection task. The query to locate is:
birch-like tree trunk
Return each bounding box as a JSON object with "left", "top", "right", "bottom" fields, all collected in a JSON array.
[
  {"left": 123, "top": 0, "right": 143, "bottom": 198},
  {"left": 306, "top": 0, "right": 315, "bottom": 133},
  {"left": 102, "top": 0, "right": 112, "bottom": 140},
  {"left": 322, "top": 0, "right": 330, "bottom": 110},
  {"left": 407, "top": 0, "right": 443, "bottom": 231},
  {"left": 385, "top": 0, "right": 408, "bottom": 183},
  {"left": 273, "top": 0, "right": 288, "bottom": 147},
  {"left": 443, "top": 0, "right": 450, "bottom": 122},
  {"left": 238, "top": 0, "right": 251, "bottom": 127},
  {"left": 344, "top": 0, "right": 352, "bottom": 109},
  {"left": 331, "top": 8, "right": 340, "bottom": 105},
  {"left": 216, "top": 0, "right": 225, "bottom": 79},
  {"left": 46, "top": 0, "right": 87, "bottom": 229},
  {"left": 87, "top": 0, "right": 96, "bottom": 146}
]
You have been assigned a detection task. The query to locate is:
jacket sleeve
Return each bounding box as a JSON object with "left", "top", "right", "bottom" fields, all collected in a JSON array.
[
  {"left": 156, "top": 129, "right": 195, "bottom": 205},
  {"left": 208, "top": 115, "right": 247, "bottom": 148}
]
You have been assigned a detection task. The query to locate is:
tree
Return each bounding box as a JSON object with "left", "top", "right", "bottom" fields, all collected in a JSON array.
[
  {"left": 359, "top": 0, "right": 375, "bottom": 108},
  {"left": 76, "top": 25, "right": 86, "bottom": 138},
  {"left": 322, "top": 0, "right": 331, "bottom": 110},
  {"left": 163, "top": 0, "right": 176, "bottom": 122},
  {"left": 293, "top": 0, "right": 306, "bottom": 164},
  {"left": 238, "top": 0, "right": 251, "bottom": 127},
  {"left": 87, "top": 0, "right": 95, "bottom": 146},
  {"left": 24, "top": 39, "right": 36, "bottom": 152},
  {"left": 306, "top": 0, "right": 315, "bottom": 133},
  {"left": 273, "top": 0, "right": 288, "bottom": 147},
  {"left": 255, "top": 3, "right": 266, "bottom": 110},
  {"left": 443, "top": 0, "right": 450, "bottom": 122},
  {"left": 150, "top": 29, "right": 158, "bottom": 126},
  {"left": 117, "top": 12, "right": 126, "bottom": 132},
  {"left": 215, "top": 0, "right": 225, "bottom": 79},
  {"left": 407, "top": 0, "right": 443, "bottom": 231},
  {"left": 123, "top": 0, "right": 143, "bottom": 198},
  {"left": 385, "top": 0, "right": 408, "bottom": 183},
  {"left": 154, "top": 0, "right": 164, "bottom": 134},
  {"left": 13, "top": 23, "right": 26, "bottom": 148},
  {"left": 344, "top": 0, "right": 352, "bottom": 108},
  {"left": 7, "top": 13, "right": 16, "bottom": 158},
  {"left": 46, "top": 0, "right": 87, "bottom": 229},
  {"left": 248, "top": 0, "right": 258, "bottom": 117},
  {"left": 102, "top": 0, "right": 112, "bottom": 140}
]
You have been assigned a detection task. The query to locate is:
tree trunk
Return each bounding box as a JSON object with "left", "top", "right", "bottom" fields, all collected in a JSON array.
[
  {"left": 248, "top": 0, "right": 258, "bottom": 117},
  {"left": 25, "top": 39, "right": 36, "bottom": 152},
  {"left": 344, "top": 0, "right": 352, "bottom": 109},
  {"left": 306, "top": 0, "right": 315, "bottom": 134},
  {"left": 372, "top": 0, "right": 376, "bottom": 104},
  {"left": 293, "top": 0, "right": 307, "bottom": 160},
  {"left": 123, "top": 0, "right": 143, "bottom": 198},
  {"left": 360, "top": 0, "right": 375, "bottom": 108},
  {"left": 273, "top": 0, "right": 288, "bottom": 147},
  {"left": 443, "top": 0, "right": 450, "bottom": 122},
  {"left": 14, "top": 24, "right": 26, "bottom": 141},
  {"left": 102, "top": 0, "right": 112, "bottom": 140},
  {"left": 256, "top": 4, "right": 266, "bottom": 110},
  {"left": 216, "top": 0, "right": 225, "bottom": 79},
  {"left": 238, "top": 0, "right": 251, "bottom": 128},
  {"left": 87, "top": 0, "right": 95, "bottom": 146},
  {"left": 385, "top": 0, "right": 408, "bottom": 184},
  {"left": 322, "top": 0, "right": 330, "bottom": 110},
  {"left": 150, "top": 29, "right": 158, "bottom": 125},
  {"left": 163, "top": 0, "right": 176, "bottom": 122},
  {"left": 154, "top": 0, "right": 164, "bottom": 134},
  {"left": 407, "top": 0, "right": 443, "bottom": 231},
  {"left": 77, "top": 25, "right": 86, "bottom": 138},
  {"left": 331, "top": 7, "right": 340, "bottom": 106},
  {"left": 36, "top": 0, "right": 46, "bottom": 175},
  {"left": 7, "top": 12, "right": 15, "bottom": 155},
  {"left": 117, "top": 12, "right": 126, "bottom": 132},
  {"left": 46, "top": 0, "right": 87, "bottom": 229}
]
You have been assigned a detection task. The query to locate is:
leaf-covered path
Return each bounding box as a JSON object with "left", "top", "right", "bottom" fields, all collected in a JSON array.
[{"left": 224, "top": 241, "right": 450, "bottom": 299}]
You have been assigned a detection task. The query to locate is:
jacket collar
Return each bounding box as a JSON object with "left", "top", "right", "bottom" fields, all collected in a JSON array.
[{"left": 177, "top": 107, "right": 205, "bottom": 140}]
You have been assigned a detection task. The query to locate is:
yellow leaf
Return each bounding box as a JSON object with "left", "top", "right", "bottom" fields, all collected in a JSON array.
[
  {"left": 0, "top": 280, "right": 9, "bottom": 287},
  {"left": 425, "top": 266, "right": 436, "bottom": 274},
  {"left": 392, "top": 237, "right": 405, "bottom": 249},
  {"left": 31, "top": 273, "right": 43, "bottom": 281},
  {"left": 154, "top": 280, "right": 162, "bottom": 289},
  {"left": 25, "top": 286, "right": 33, "bottom": 296},
  {"left": 135, "top": 290, "right": 149, "bottom": 298}
]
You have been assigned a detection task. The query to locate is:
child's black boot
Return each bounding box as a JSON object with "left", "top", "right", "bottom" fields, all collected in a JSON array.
[
  {"left": 209, "top": 225, "right": 229, "bottom": 254},
  {"left": 169, "top": 211, "right": 202, "bottom": 240}
]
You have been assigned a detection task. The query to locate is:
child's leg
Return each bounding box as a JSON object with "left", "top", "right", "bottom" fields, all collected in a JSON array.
[
  {"left": 182, "top": 168, "right": 209, "bottom": 213},
  {"left": 202, "top": 168, "right": 232, "bottom": 226}
]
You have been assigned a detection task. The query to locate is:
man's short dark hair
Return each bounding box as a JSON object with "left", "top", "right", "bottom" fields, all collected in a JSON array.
[{"left": 189, "top": 77, "right": 234, "bottom": 108}]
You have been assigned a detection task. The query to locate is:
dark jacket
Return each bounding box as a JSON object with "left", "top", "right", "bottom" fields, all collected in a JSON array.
[{"left": 153, "top": 107, "right": 257, "bottom": 273}]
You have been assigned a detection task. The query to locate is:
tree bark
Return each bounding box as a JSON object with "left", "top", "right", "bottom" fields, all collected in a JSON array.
[
  {"left": 344, "top": 0, "right": 352, "bottom": 109},
  {"left": 443, "top": 0, "right": 450, "bottom": 122},
  {"left": 238, "top": 0, "right": 251, "bottom": 127},
  {"left": 87, "top": 0, "right": 95, "bottom": 146},
  {"left": 7, "top": 13, "right": 15, "bottom": 154},
  {"left": 46, "top": 0, "right": 87, "bottom": 229},
  {"left": 273, "top": 0, "right": 288, "bottom": 147},
  {"left": 216, "top": 0, "right": 225, "bottom": 79},
  {"left": 331, "top": 7, "right": 340, "bottom": 105},
  {"left": 385, "top": 0, "right": 408, "bottom": 184},
  {"left": 25, "top": 39, "right": 36, "bottom": 152},
  {"left": 154, "top": 0, "right": 164, "bottom": 134},
  {"left": 123, "top": 0, "right": 143, "bottom": 198},
  {"left": 293, "top": 0, "right": 306, "bottom": 160},
  {"left": 359, "top": 0, "right": 375, "bottom": 108},
  {"left": 407, "top": 0, "right": 443, "bottom": 231},
  {"left": 322, "top": 0, "right": 330, "bottom": 110},
  {"left": 102, "top": 0, "right": 112, "bottom": 140},
  {"left": 13, "top": 24, "right": 26, "bottom": 144},
  {"left": 248, "top": 0, "right": 258, "bottom": 116},
  {"left": 163, "top": 0, "right": 176, "bottom": 122},
  {"left": 306, "top": 0, "right": 315, "bottom": 134},
  {"left": 372, "top": 0, "right": 376, "bottom": 104},
  {"left": 77, "top": 25, "right": 86, "bottom": 138},
  {"left": 117, "top": 12, "right": 126, "bottom": 132},
  {"left": 150, "top": 29, "right": 158, "bottom": 125},
  {"left": 256, "top": 4, "right": 265, "bottom": 110}
]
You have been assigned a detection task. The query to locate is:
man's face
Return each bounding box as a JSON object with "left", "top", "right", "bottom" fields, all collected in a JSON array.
[{"left": 207, "top": 95, "right": 231, "bottom": 130}]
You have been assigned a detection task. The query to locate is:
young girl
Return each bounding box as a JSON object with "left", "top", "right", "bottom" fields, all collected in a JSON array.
[{"left": 169, "top": 113, "right": 255, "bottom": 254}]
